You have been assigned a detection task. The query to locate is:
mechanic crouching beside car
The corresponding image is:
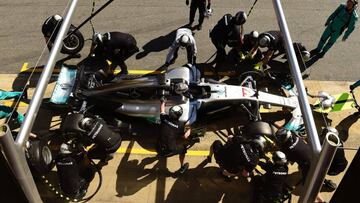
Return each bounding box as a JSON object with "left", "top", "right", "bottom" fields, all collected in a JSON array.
[
  {"left": 90, "top": 31, "right": 139, "bottom": 81},
  {"left": 156, "top": 96, "right": 192, "bottom": 174},
  {"left": 207, "top": 134, "right": 264, "bottom": 180}
]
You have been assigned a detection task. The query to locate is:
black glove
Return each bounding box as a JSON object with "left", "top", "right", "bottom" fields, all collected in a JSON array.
[
  {"left": 186, "top": 0, "right": 189, "bottom": 6},
  {"left": 207, "top": 3, "right": 211, "bottom": 9},
  {"left": 350, "top": 85, "right": 355, "bottom": 91}
]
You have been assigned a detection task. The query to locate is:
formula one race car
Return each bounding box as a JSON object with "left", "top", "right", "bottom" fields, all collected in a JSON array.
[
  {"left": 70, "top": 64, "right": 300, "bottom": 127},
  {"left": 25, "top": 63, "right": 304, "bottom": 200}
]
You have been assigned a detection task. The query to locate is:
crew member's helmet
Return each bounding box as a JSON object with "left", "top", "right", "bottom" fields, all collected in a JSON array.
[
  {"left": 251, "top": 136, "right": 267, "bottom": 153},
  {"left": 179, "top": 35, "right": 190, "bottom": 48},
  {"left": 169, "top": 105, "right": 183, "bottom": 120},
  {"left": 92, "top": 32, "right": 103, "bottom": 45},
  {"left": 301, "top": 50, "right": 311, "bottom": 61},
  {"left": 275, "top": 128, "right": 292, "bottom": 144},
  {"left": 272, "top": 151, "right": 287, "bottom": 165},
  {"left": 250, "top": 30, "right": 259, "bottom": 39},
  {"left": 259, "top": 35, "right": 271, "bottom": 48},
  {"left": 59, "top": 143, "right": 72, "bottom": 154},
  {"left": 318, "top": 91, "right": 335, "bottom": 109},
  {"left": 54, "top": 14, "right": 62, "bottom": 21},
  {"left": 233, "top": 11, "right": 247, "bottom": 25}
]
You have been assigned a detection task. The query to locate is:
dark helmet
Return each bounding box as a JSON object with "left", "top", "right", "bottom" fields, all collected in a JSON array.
[
  {"left": 169, "top": 105, "right": 183, "bottom": 120},
  {"left": 250, "top": 136, "right": 266, "bottom": 154},
  {"left": 259, "top": 35, "right": 271, "bottom": 48},
  {"left": 272, "top": 151, "right": 287, "bottom": 165},
  {"left": 275, "top": 128, "right": 292, "bottom": 144},
  {"left": 233, "top": 11, "right": 247, "bottom": 25}
]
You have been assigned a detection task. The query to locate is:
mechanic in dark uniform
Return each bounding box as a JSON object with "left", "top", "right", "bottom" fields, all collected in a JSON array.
[
  {"left": 275, "top": 129, "right": 311, "bottom": 182},
  {"left": 90, "top": 32, "right": 139, "bottom": 80},
  {"left": 156, "top": 97, "right": 192, "bottom": 174},
  {"left": 207, "top": 135, "right": 263, "bottom": 179},
  {"left": 253, "top": 151, "right": 290, "bottom": 203},
  {"left": 186, "top": 0, "right": 209, "bottom": 30},
  {"left": 254, "top": 30, "right": 310, "bottom": 70},
  {"left": 256, "top": 30, "right": 285, "bottom": 66},
  {"left": 228, "top": 30, "right": 263, "bottom": 69},
  {"left": 42, "top": 14, "right": 83, "bottom": 57},
  {"left": 42, "top": 15, "right": 63, "bottom": 52},
  {"left": 210, "top": 11, "right": 247, "bottom": 71}
]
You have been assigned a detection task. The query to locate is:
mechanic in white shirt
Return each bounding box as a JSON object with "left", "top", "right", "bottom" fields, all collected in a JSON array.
[{"left": 165, "top": 28, "right": 197, "bottom": 67}]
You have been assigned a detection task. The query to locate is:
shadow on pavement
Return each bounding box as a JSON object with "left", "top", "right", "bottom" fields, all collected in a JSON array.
[
  {"left": 165, "top": 159, "right": 253, "bottom": 203},
  {"left": 116, "top": 140, "right": 171, "bottom": 199},
  {"left": 335, "top": 112, "right": 360, "bottom": 142},
  {"left": 135, "top": 25, "right": 191, "bottom": 60},
  {"left": 305, "top": 54, "right": 322, "bottom": 68}
]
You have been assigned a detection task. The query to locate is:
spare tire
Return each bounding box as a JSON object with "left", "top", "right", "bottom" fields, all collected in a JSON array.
[
  {"left": 26, "top": 136, "right": 55, "bottom": 176},
  {"left": 61, "top": 25, "right": 84, "bottom": 55}
]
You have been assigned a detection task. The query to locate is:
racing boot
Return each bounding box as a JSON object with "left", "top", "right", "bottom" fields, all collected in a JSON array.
[
  {"left": 322, "top": 179, "right": 337, "bottom": 192},
  {"left": 310, "top": 48, "right": 321, "bottom": 57}
]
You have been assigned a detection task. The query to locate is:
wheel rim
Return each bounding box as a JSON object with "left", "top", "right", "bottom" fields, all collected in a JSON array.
[
  {"left": 63, "top": 35, "right": 80, "bottom": 51},
  {"left": 41, "top": 146, "right": 52, "bottom": 165}
]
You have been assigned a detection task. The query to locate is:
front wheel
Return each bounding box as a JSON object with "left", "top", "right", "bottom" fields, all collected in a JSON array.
[
  {"left": 26, "top": 135, "right": 56, "bottom": 177},
  {"left": 61, "top": 26, "right": 84, "bottom": 55}
]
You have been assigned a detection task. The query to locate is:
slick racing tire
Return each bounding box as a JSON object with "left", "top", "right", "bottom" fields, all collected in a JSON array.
[
  {"left": 26, "top": 136, "right": 55, "bottom": 176},
  {"left": 243, "top": 121, "right": 275, "bottom": 138},
  {"left": 61, "top": 25, "right": 84, "bottom": 55}
]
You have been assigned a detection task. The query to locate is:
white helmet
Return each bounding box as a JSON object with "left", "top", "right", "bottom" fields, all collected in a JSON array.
[
  {"left": 169, "top": 105, "right": 183, "bottom": 120},
  {"left": 93, "top": 32, "right": 103, "bottom": 45},
  {"left": 54, "top": 14, "right": 62, "bottom": 21},
  {"left": 179, "top": 35, "right": 190, "bottom": 47},
  {"left": 250, "top": 30, "right": 259, "bottom": 39},
  {"left": 318, "top": 91, "right": 335, "bottom": 109},
  {"left": 301, "top": 50, "right": 311, "bottom": 61},
  {"left": 272, "top": 151, "right": 287, "bottom": 165},
  {"left": 60, "top": 143, "right": 72, "bottom": 154},
  {"left": 259, "top": 35, "right": 271, "bottom": 48}
]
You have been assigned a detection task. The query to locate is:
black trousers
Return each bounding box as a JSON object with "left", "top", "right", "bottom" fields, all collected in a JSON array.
[
  {"left": 111, "top": 46, "right": 139, "bottom": 73},
  {"left": 189, "top": 0, "right": 206, "bottom": 25},
  {"left": 211, "top": 37, "right": 227, "bottom": 71}
]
